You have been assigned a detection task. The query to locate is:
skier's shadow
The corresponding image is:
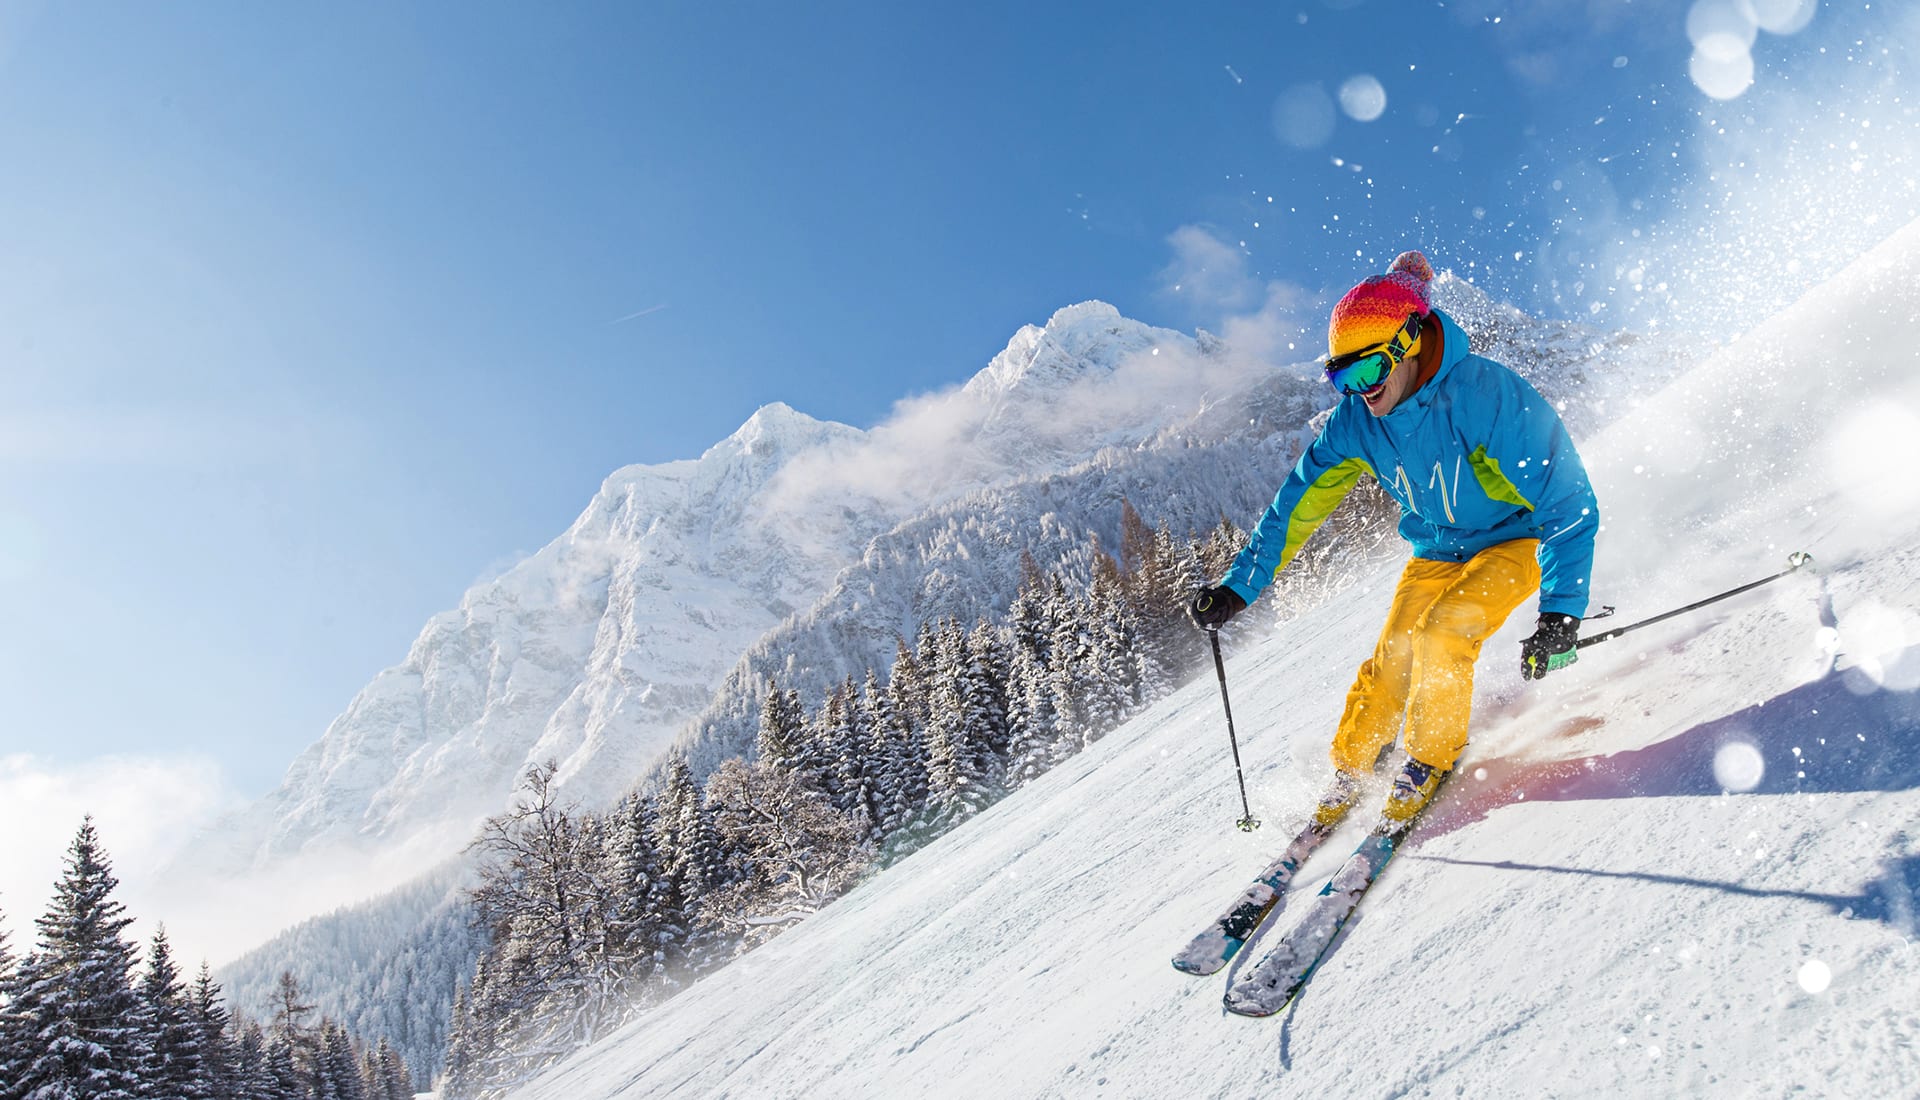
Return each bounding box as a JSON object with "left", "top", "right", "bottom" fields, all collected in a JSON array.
[{"left": 1407, "top": 643, "right": 1920, "bottom": 931}]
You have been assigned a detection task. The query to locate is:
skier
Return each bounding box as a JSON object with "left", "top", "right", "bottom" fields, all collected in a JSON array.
[{"left": 1189, "top": 250, "right": 1598, "bottom": 834}]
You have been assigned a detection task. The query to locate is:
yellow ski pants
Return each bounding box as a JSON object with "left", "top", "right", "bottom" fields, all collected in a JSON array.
[{"left": 1330, "top": 538, "right": 1541, "bottom": 776}]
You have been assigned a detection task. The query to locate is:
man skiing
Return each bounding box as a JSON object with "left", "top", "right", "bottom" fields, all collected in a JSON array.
[{"left": 1189, "top": 250, "right": 1598, "bottom": 834}]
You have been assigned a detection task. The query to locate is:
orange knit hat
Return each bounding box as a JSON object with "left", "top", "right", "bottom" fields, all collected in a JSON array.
[{"left": 1327, "top": 251, "right": 1435, "bottom": 358}]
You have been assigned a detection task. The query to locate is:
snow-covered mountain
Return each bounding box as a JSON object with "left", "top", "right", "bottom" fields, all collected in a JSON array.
[
  {"left": 516, "top": 219, "right": 1920, "bottom": 1099},
  {"left": 186, "top": 404, "right": 864, "bottom": 876},
  {"left": 174, "top": 303, "right": 1209, "bottom": 941}
]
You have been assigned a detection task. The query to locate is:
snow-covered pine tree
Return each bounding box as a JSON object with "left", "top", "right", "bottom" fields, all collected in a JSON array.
[
  {"left": 315, "top": 1018, "right": 367, "bottom": 1100},
  {"left": 755, "top": 680, "right": 807, "bottom": 771},
  {"left": 658, "top": 755, "right": 727, "bottom": 973},
  {"left": 1082, "top": 580, "right": 1139, "bottom": 739},
  {"left": 602, "top": 792, "right": 675, "bottom": 1001},
  {"left": 229, "top": 1019, "right": 274, "bottom": 1100},
  {"left": 139, "top": 926, "right": 213, "bottom": 1099},
  {"left": 263, "top": 1029, "right": 306, "bottom": 1100},
  {"left": 802, "top": 683, "right": 854, "bottom": 807},
  {"left": 0, "top": 902, "right": 22, "bottom": 1095},
  {"left": 827, "top": 676, "right": 885, "bottom": 844},
  {"left": 1046, "top": 576, "right": 1094, "bottom": 759},
  {"left": 965, "top": 619, "right": 1012, "bottom": 769},
  {"left": 923, "top": 619, "right": 992, "bottom": 833},
  {"left": 852, "top": 669, "right": 910, "bottom": 851},
  {"left": 1002, "top": 571, "right": 1059, "bottom": 789},
  {"left": 362, "top": 1036, "right": 413, "bottom": 1100},
  {"left": 878, "top": 637, "right": 933, "bottom": 846},
  {"left": 6, "top": 818, "right": 149, "bottom": 1100},
  {"left": 188, "top": 962, "right": 241, "bottom": 1100}
]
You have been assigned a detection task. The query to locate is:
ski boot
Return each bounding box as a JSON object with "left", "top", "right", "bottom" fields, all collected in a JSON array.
[
  {"left": 1309, "top": 770, "right": 1362, "bottom": 835},
  {"left": 1380, "top": 757, "right": 1448, "bottom": 832}
]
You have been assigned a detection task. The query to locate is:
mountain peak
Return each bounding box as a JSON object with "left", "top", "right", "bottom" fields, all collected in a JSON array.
[{"left": 966, "top": 301, "right": 1185, "bottom": 398}]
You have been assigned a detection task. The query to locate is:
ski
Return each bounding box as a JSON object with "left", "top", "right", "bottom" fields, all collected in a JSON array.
[
  {"left": 1222, "top": 785, "right": 1447, "bottom": 1017},
  {"left": 1171, "top": 821, "right": 1335, "bottom": 976}
]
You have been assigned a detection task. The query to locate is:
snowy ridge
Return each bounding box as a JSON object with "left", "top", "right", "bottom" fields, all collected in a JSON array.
[{"left": 516, "top": 222, "right": 1920, "bottom": 1097}]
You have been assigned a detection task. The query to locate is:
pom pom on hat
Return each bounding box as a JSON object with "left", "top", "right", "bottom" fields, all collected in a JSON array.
[{"left": 1328, "top": 250, "right": 1435, "bottom": 357}]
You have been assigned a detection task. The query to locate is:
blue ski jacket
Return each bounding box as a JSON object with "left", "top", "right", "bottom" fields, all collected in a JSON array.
[{"left": 1221, "top": 307, "right": 1599, "bottom": 618}]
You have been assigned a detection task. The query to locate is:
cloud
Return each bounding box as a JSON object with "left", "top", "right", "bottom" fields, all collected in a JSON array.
[
  {"left": 1157, "top": 225, "right": 1266, "bottom": 317},
  {"left": 0, "top": 753, "right": 244, "bottom": 959}
]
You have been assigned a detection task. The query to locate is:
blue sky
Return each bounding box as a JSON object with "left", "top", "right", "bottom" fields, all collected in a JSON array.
[{"left": 0, "top": 0, "right": 1907, "bottom": 860}]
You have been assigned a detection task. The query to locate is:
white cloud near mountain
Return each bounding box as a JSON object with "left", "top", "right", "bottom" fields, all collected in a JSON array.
[{"left": 0, "top": 752, "right": 242, "bottom": 961}]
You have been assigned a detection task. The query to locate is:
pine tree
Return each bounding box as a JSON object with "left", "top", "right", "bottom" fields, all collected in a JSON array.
[
  {"left": 965, "top": 619, "right": 1012, "bottom": 768},
  {"left": 139, "top": 926, "right": 212, "bottom": 1098},
  {"left": 188, "top": 963, "right": 240, "bottom": 1100},
  {"left": 6, "top": 818, "right": 149, "bottom": 1100},
  {"left": 362, "top": 1037, "right": 412, "bottom": 1100},
  {"left": 231, "top": 1019, "right": 280, "bottom": 1100},
  {"left": 1046, "top": 578, "right": 1094, "bottom": 757},
  {"left": 923, "top": 619, "right": 990, "bottom": 832},
  {"left": 658, "top": 755, "right": 725, "bottom": 972},
  {"left": 879, "top": 636, "right": 932, "bottom": 844},
  {"left": 0, "top": 904, "right": 24, "bottom": 1095},
  {"left": 1085, "top": 582, "right": 1143, "bottom": 738},
  {"left": 316, "top": 1019, "right": 367, "bottom": 1100},
  {"left": 826, "top": 676, "right": 884, "bottom": 843},
  {"left": 755, "top": 679, "right": 807, "bottom": 770},
  {"left": 800, "top": 683, "right": 853, "bottom": 805},
  {"left": 1003, "top": 572, "right": 1059, "bottom": 789},
  {"left": 603, "top": 792, "right": 676, "bottom": 1002}
]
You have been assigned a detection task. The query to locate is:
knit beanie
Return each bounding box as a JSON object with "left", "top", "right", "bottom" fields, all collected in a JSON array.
[{"left": 1327, "top": 251, "right": 1435, "bottom": 358}]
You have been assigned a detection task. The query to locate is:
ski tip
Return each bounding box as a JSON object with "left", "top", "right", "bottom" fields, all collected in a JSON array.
[
  {"left": 1222, "top": 993, "right": 1286, "bottom": 1018},
  {"left": 1172, "top": 957, "right": 1226, "bottom": 977}
]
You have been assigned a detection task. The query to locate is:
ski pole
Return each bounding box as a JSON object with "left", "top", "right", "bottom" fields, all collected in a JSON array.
[
  {"left": 1206, "top": 628, "right": 1260, "bottom": 832},
  {"left": 1576, "top": 551, "right": 1813, "bottom": 649}
]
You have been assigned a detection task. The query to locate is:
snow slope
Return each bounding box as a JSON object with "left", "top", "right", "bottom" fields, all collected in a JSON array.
[{"left": 517, "top": 221, "right": 1920, "bottom": 1097}]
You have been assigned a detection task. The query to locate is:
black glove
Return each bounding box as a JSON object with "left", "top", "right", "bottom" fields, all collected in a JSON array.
[
  {"left": 1520, "top": 613, "right": 1581, "bottom": 679},
  {"left": 1189, "top": 586, "right": 1247, "bottom": 631}
]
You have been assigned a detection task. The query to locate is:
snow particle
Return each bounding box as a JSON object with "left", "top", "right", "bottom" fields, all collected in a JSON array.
[
  {"left": 1338, "top": 75, "right": 1388, "bottom": 122},
  {"left": 1690, "top": 47, "right": 1755, "bottom": 100},
  {"left": 1797, "top": 959, "right": 1832, "bottom": 994},
  {"left": 1711, "top": 741, "right": 1765, "bottom": 792}
]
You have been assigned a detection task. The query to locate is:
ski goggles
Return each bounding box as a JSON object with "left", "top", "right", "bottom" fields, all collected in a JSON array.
[{"left": 1323, "top": 312, "right": 1423, "bottom": 396}]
